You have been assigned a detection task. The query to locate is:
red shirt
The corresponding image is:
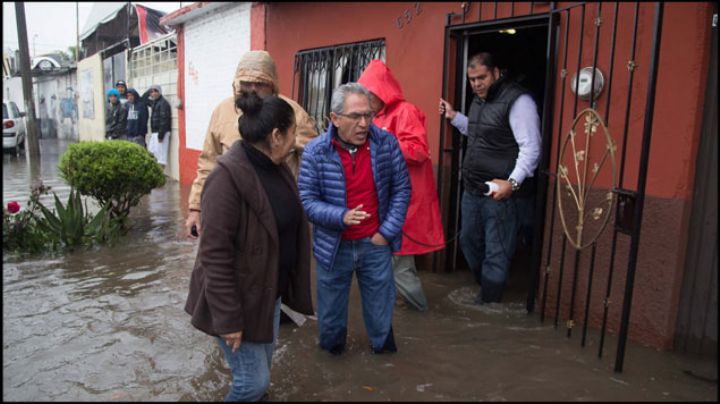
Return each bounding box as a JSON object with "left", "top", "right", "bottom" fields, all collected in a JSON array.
[{"left": 332, "top": 138, "right": 380, "bottom": 240}]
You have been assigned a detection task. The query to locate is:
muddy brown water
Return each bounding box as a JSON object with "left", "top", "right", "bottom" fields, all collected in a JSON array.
[{"left": 3, "top": 140, "right": 717, "bottom": 401}]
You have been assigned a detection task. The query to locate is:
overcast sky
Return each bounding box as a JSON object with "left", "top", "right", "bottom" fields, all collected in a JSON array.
[{"left": 3, "top": 2, "right": 185, "bottom": 57}]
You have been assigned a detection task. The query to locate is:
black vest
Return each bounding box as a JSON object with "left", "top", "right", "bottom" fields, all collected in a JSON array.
[{"left": 462, "top": 77, "right": 532, "bottom": 197}]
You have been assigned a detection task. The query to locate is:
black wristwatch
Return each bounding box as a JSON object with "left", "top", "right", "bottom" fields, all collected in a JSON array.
[{"left": 508, "top": 178, "right": 520, "bottom": 192}]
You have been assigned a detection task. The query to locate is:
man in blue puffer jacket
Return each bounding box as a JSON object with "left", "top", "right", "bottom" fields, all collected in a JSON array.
[{"left": 298, "top": 83, "right": 411, "bottom": 355}]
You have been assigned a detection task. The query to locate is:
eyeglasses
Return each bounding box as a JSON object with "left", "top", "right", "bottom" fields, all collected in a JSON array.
[{"left": 337, "top": 111, "right": 375, "bottom": 121}]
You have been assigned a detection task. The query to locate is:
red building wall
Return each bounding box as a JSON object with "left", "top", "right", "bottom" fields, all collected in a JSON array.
[{"left": 264, "top": 2, "right": 714, "bottom": 352}]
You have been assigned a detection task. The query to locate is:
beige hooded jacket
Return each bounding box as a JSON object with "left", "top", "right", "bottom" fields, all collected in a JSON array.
[{"left": 188, "top": 51, "right": 318, "bottom": 211}]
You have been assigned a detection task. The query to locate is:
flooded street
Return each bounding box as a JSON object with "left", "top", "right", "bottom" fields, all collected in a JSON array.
[{"left": 3, "top": 139, "right": 717, "bottom": 401}]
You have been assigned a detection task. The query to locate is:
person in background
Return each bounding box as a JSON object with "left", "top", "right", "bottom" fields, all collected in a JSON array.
[
  {"left": 185, "top": 92, "right": 313, "bottom": 402},
  {"left": 439, "top": 52, "right": 541, "bottom": 304},
  {"left": 144, "top": 84, "right": 172, "bottom": 168},
  {"left": 298, "top": 83, "right": 410, "bottom": 355},
  {"left": 184, "top": 50, "right": 318, "bottom": 239},
  {"left": 105, "top": 88, "right": 127, "bottom": 140},
  {"left": 358, "top": 60, "right": 445, "bottom": 312},
  {"left": 115, "top": 80, "right": 129, "bottom": 105},
  {"left": 125, "top": 88, "right": 148, "bottom": 148}
]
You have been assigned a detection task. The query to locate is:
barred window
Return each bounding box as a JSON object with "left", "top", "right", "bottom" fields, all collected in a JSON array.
[
  {"left": 293, "top": 39, "right": 385, "bottom": 134},
  {"left": 129, "top": 34, "right": 177, "bottom": 80}
]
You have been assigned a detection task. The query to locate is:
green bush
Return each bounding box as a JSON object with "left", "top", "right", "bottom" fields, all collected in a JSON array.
[{"left": 58, "top": 140, "right": 166, "bottom": 222}]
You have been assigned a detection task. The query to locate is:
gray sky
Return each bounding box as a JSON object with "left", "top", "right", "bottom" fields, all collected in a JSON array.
[{"left": 3, "top": 2, "right": 185, "bottom": 57}]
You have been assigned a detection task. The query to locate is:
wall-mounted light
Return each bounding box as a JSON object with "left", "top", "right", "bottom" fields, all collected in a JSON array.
[
  {"left": 571, "top": 67, "right": 604, "bottom": 101},
  {"left": 498, "top": 28, "right": 517, "bottom": 35}
]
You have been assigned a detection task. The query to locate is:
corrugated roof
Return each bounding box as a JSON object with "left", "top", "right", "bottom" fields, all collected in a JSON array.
[{"left": 80, "top": 2, "right": 127, "bottom": 40}]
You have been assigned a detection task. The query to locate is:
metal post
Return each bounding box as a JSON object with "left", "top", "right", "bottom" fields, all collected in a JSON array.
[
  {"left": 15, "top": 2, "right": 40, "bottom": 159},
  {"left": 76, "top": 2, "right": 80, "bottom": 63},
  {"left": 528, "top": 2, "right": 558, "bottom": 314},
  {"left": 615, "top": 2, "right": 664, "bottom": 373},
  {"left": 434, "top": 13, "right": 453, "bottom": 272}
]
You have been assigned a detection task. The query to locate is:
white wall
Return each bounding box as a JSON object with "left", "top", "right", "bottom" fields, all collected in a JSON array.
[
  {"left": 3, "top": 76, "right": 24, "bottom": 109},
  {"left": 34, "top": 73, "right": 79, "bottom": 141},
  {"left": 132, "top": 70, "right": 180, "bottom": 181},
  {"left": 183, "top": 3, "right": 251, "bottom": 151},
  {"left": 77, "top": 53, "right": 106, "bottom": 142}
]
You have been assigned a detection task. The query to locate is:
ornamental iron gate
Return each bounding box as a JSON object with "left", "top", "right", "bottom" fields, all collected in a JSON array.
[{"left": 438, "top": 2, "right": 665, "bottom": 372}]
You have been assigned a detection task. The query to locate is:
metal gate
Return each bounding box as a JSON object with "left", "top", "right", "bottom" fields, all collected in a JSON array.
[{"left": 438, "top": 2, "right": 665, "bottom": 372}]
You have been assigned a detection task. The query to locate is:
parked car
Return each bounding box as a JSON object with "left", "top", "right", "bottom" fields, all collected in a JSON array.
[{"left": 3, "top": 101, "right": 27, "bottom": 155}]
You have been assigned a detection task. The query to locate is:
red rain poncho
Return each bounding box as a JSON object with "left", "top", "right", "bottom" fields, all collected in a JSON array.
[{"left": 358, "top": 60, "right": 445, "bottom": 255}]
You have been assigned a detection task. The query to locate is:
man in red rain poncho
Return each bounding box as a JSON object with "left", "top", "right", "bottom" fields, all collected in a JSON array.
[{"left": 358, "top": 60, "right": 445, "bottom": 311}]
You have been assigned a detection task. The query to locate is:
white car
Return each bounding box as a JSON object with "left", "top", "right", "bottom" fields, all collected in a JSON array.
[{"left": 3, "top": 101, "right": 27, "bottom": 155}]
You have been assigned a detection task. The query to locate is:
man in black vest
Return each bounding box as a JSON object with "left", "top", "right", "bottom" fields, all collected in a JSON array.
[{"left": 439, "top": 52, "right": 541, "bottom": 304}]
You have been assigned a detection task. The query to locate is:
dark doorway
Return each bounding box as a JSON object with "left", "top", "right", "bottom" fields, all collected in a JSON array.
[{"left": 452, "top": 21, "right": 550, "bottom": 305}]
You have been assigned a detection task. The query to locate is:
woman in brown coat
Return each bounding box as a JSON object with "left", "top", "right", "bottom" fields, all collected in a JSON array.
[{"left": 185, "top": 92, "right": 313, "bottom": 401}]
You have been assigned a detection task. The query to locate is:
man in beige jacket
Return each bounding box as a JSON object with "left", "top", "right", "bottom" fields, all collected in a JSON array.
[{"left": 185, "top": 50, "right": 318, "bottom": 237}]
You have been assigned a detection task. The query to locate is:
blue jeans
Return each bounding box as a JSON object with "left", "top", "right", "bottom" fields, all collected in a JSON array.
[
  {"left": 459, "top": 191, "right": 519, "bottom": 303},
  {"left": 215, "top": 298, "right": 281, "bottom": 402},
  {"left": 316, "top": 237, "right": 397, "bottom": 354}
]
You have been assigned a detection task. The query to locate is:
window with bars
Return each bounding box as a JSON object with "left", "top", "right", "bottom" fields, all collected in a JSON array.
[
  {"left": 293, "top": 39, "right": 386, "bottom": 134},
  {"left": 129, "top": 34, "right": 177, "bottom": 79}
]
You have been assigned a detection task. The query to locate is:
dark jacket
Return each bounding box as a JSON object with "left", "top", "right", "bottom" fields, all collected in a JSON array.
[
  {"left": 142, "top": 87, "right": 172, "bottom": 140},
  {"left": 298, "top": 123, "right": 411, "bottom": 271},
  {"left": 463, "top": 76, "right": 530, "bottom": 196},
  {"left": 105, "top": 89, "right": 127, "bottom": 139},
  {"left": 125, "top": 88, "right": 148, "bottom": 138},
  {"left": 185, "top": 142, "right": 314, "bottom": 343}
]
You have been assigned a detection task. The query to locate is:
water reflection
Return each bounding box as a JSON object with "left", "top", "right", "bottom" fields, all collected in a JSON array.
[{"left": 2, "top": 140, "right": 716, "bottom": 401}]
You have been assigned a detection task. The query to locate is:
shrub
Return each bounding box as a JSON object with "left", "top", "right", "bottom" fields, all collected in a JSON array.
[
  {"left": 36, "top": 188, "right": 121, "bottom": 250},
  {"left": 58, "top": 140, "right": 166, "bottom": 222}
]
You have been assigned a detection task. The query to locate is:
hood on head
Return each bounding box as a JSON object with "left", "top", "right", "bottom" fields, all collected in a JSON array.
[
  {"left": 232, "top": 50, "right": 279, "bottom": 97},
  {"left": 127, "top": 88, "right": 141, "bottom": 100},
  {"left": 106, "top": 88, "right": 120, "bottom": 102},
  {"left": 357, "top": 59, "right": 404, "bottom": 109},
  {"left": 149, "top": 84, "right": 162, "bottom": 96}
]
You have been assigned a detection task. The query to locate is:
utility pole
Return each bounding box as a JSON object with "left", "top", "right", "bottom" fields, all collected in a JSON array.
[
  {"left": 15, "top": 2, "right": 40, "bottom": 158},
  {"left": 76, "top": 2, "right": 80, "bottom": 63}
]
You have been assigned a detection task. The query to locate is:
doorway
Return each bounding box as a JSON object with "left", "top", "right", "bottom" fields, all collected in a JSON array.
[{"left": 439, "top": 17, "right": 553, "bottom": 307}]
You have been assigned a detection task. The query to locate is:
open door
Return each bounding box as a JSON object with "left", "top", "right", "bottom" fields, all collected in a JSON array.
[{"left": 435, "top": 14, "right": 557, "bottom": 314}]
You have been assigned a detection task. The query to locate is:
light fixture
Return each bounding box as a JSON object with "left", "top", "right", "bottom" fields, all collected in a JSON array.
[{"left": 498, "top": 28, "right": 517, "bottom": 35}]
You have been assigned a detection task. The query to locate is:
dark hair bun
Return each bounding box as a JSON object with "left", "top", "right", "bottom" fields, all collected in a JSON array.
[{"left": 235, "top": 91, "right": 263, "bottom": 116}]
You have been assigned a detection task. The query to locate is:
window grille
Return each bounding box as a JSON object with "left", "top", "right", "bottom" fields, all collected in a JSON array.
[
  {"left": 294, "top": 39, "right": 385, "bottom": 133},
  {"left": 129, "top": 34, "right": 177, "bottom": 79}
]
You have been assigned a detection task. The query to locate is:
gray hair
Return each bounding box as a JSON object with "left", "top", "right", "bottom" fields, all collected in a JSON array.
[{"left": 330, "top": 82, "right": 370, "bottom": 114}]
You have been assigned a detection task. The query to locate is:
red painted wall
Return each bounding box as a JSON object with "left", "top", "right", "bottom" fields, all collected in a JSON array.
[
  {"left": 266, "top": 2, "right": 472, "bottom": 165},
  {"left": 264, "top": 2, "right": 713, "bottom": 351},
  {"left": 176, "top": 26, "right": 201, "bottom": 186}
]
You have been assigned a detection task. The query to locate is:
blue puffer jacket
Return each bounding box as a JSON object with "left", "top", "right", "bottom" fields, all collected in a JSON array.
[{"left": 298, "top": 123, "right": 411, "bottom": 271}]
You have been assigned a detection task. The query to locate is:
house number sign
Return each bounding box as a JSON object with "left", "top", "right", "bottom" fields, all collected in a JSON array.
[{"left": 396, "top": 2, "right": 423, "bottom": 30}]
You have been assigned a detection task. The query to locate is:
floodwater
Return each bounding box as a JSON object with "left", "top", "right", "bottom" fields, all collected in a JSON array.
[{"left": 3, "top": 139, "right": 717, "bottom": 401}]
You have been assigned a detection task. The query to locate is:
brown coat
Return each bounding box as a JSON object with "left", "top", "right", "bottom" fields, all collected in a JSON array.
[{"left": 184, "top": 142, "right": 314, "bottom": 343}]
